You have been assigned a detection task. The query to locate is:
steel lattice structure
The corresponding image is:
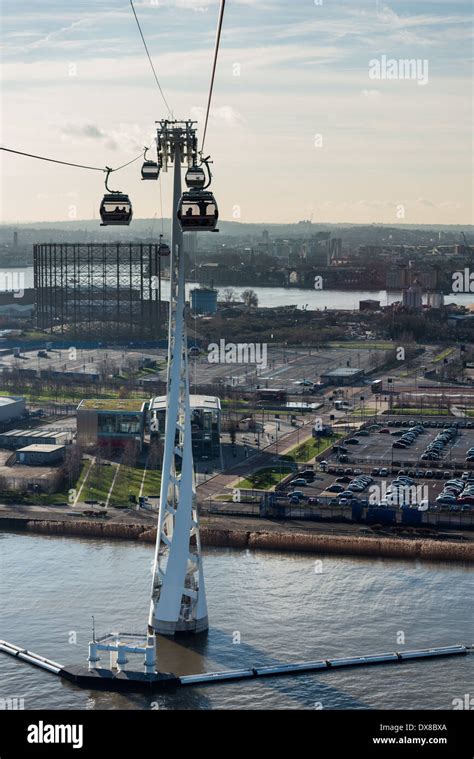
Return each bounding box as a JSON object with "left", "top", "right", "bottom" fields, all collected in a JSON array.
[
  {"left": 148, "top": 122, "right": 208, "bottom": 636},
  {"left": 33, "top": 243, "right": 165, "bottom": 339}
]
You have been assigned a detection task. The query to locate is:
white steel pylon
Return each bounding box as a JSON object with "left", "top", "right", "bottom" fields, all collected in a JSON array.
[{"left": 148, "top": 136, "right": 208, "bottom": 635}]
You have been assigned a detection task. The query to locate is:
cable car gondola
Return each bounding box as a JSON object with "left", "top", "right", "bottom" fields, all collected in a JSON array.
[
  {"left": 158, "top": 234, "right": 170, "bottom": 256},
  {"left": 99, "top": 169, "right": 132, "bottom": 226},
  {"left": 185, "top": 165, "right": 206, "bottom": 190},
  {"left": 141, "top": 148, "right": 160, "bottom": 180},
  {"left": 141, "top": 160, "right": 160, "bottom": 180},
  {"left": 177, "top": 190, "right": 218, "bottom": 232}
]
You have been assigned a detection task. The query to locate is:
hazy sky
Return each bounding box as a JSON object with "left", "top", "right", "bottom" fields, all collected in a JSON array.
[{"left": 1, "top": 0, "right": 472, "bottom": 225}]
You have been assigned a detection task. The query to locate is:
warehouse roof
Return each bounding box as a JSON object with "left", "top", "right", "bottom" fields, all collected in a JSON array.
[{"left": 17, "top": 444, "right": 65, "bottom": 454}]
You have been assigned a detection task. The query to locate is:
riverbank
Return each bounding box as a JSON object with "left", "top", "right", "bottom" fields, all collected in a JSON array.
[{"left": 1, "top": 513, "right": 472, "bottom": 563}]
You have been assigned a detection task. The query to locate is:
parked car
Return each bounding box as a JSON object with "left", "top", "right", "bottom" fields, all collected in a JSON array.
[
  {"left": 326, "top": 484, "right": 345, "bottom": 493},
  {"left": 290, "top": 478, "right": 308, "bottom": 486},
  {"left": 288, "top": 490, "right": 307, "bottom": 499},
  {"left": 345, "top": 438, "right": 360, "bottom": 445}
]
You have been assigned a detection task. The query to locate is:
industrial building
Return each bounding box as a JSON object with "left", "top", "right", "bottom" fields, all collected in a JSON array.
[
  {"left": 402, "top": 282, "right": 423, "bottom": 311},
  {"left": 15, "top": 444, "right": 66, "bottom": 466},
  {"left": 77, "top": 398, "right": 147, "bottom": 449},
  {"left": 190, "top": 287, "right": 218, "bottom": 315},
  {"left": 320, "top": 367, "right": 365, "bottom": 386},
  {"left": 149, "top": 394, "right": 221, "bottom": 459},
  {"left": 0, "top": 428, "right": 69, "bottom": 449},
  {"left": 34, "top": 243, "right": 167, "bottom": 339},
  {"left": 0, "top": 396, "right": 25, "bottom": 425},
  {"left": 359, "top": 299, "right": 381, "bottom": 311}
]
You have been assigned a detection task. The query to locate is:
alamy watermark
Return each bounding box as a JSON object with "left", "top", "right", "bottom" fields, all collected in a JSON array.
[
  {"left": 0, "top": 695, "right": 25, "bottom": 709},
  {"left": 0, "top": 271, "right": 25, "bottom": 298},
  {"left": 207, "top": 339, "right": 267, "bottom": 370},
  {"left": 369, "top": 55, "right": 429, "bottom": 86},
  {"left": 452, "top": 268, "right": 474, "bottom": 293}
]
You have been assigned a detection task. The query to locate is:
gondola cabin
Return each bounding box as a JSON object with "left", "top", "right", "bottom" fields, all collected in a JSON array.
[
  {"left": 141, "top": 160, "right": 160, "bottom": 180},
  {"left": 177, "top": 190, "right": 218, "bottom": 232},
  {"left": 185, "top": 166, "right": 206, "bottom": 190},
  {"left": 158, "top": 242, "right": 171, "bottom": 256},
  {"left": 99, "top": 193, "right": 133, "bottom": 226}
]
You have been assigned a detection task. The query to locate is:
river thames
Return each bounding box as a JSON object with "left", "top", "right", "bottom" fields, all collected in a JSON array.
[{"left": 0, "top": 532, "right": 472, "bottom": 710}]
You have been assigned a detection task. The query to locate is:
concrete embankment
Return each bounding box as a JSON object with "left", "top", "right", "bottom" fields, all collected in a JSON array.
[{"left": 1, "top": 516, "right": 473, "bottom": 563}]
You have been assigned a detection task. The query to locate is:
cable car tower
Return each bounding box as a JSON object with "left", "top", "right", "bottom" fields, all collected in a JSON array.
[{"left": 148, "top": 120, "right": 211, "bottom": 636}]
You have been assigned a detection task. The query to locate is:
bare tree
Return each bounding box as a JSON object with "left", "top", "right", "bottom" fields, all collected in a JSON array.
[
  {"left": 223, "top": 287, "right": 237, "bottom": 303},
  {"left": 62, "top": 444, "right": 83, "bottom": 487},
  {"left": 241, "top": 289, "right": 258, "bottom": 308},
  {"left": 148, "top": 439, "right": 163, "bottom": 470},
  {"left": 121, "top": 439, "right": 139, "bottom": 468}
]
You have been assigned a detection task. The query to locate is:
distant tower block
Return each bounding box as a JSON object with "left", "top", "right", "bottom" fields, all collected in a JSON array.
[{"left": 148, "top": 124, "right": 208, "bottom": 636}]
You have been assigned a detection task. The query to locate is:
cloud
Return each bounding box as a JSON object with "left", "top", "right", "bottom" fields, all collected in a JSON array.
[
  {"left": 190, "top": 105, "right": 246, "bottom": 126},
  {"left": 62, "top": 123, "right": 106, "bottom": 139},
  {"left": 59, "top": 122, "right": 153, "bottom": 153}
]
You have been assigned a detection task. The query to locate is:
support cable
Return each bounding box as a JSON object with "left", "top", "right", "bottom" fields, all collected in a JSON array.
[
  {"left": 0, "top": 146, "right": 147, "bottom": 175},
  {"left": 129, "top": 0, "right": 174, "bottom": 118},
  {"left": 201, "top": 0, "right": 226, "bottom": 153}
]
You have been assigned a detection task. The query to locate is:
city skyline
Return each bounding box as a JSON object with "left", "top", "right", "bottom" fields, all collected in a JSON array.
[{"left": 1, "top": 0, "right": 473, "bottom": 225}]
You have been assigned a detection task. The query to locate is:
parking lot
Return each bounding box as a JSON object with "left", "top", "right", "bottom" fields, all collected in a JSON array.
[
  {"left": 189, "top": 345, "right": 376, "bottom": 393},
  {"left": 277, "top": 466, "right": 474, "bottom": 512},
  {"left": 274, "top": 417, "right": 474, "bottom": 512},
  {"left": 323, "top": 420, "right": 474, "bottom": 468}
]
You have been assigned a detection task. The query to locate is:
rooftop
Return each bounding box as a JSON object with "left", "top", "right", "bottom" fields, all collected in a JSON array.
[
  {"left": 150, "top": 394, "right": 221, "bottom": 411},
  {"left": 322, "top": 367, "right": 365, "bottom": 377},
  {"left": 17, "top": 444, "right": 66, "bottom": 453},
  {"left": 79, "top": 398, "right": 147, "bottom": 412},
  {"left": 0, "top": 396, "right": 24, "bottom": 406}
]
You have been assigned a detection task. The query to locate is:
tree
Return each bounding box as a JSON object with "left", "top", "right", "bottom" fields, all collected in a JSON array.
[
  {"left": 223, "top": 287, "right": 237, "bottom": 303},
  {"left": 62, "top": 444, "right": 83, "bottom": 488},
  {"left": 121, "top": 439, "right": 139, "bottom": 468},
  {"left": 229, "top": 421, "right": 237, "bottom": 445},
  {"left": 241, "top": 289, "right": 258, "bottom": 308},
  {"left": 148, "top": 439, "right": 163, "bottom": 470}
]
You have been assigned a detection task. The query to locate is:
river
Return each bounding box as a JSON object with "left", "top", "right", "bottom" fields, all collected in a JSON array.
[
  {"left": 3, "top": 268, "right": 474, "bottom": 311},
  {"left": 0, "top": 532, "right": 472, "bottom": 710}
]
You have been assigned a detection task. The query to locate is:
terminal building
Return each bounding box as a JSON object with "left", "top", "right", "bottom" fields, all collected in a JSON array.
[
  {"left": 320, "top": 367, "right": 365, "bottom": 386},
  {"left": 77, "top": 399, "right": 147, "bottom": 450},
  {"left": 76, "top": 395, "right": 222, "bottom": 459},
  {"left": 149, "top": 394, "right": 221, "bottom": 459}
]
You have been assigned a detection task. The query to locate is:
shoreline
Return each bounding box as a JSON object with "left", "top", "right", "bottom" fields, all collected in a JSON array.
[{"left": 1, "top": 515, "right": 472, "bottom": 564}]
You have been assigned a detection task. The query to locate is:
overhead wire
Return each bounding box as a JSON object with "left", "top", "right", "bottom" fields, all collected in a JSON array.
[
  {"left": 129, "top": 0, "right": 174, "bottom": 118},
  {"left": 0, "top": 146, "right": 148, "bottom": 175},
  {"left": 201, "top": 0, "right": 226, "bottom": 153}
]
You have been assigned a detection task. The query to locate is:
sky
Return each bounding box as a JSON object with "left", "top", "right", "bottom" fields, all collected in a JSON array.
[{"left": 1, "top": 0, "right": 473, "bottom": 225}]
